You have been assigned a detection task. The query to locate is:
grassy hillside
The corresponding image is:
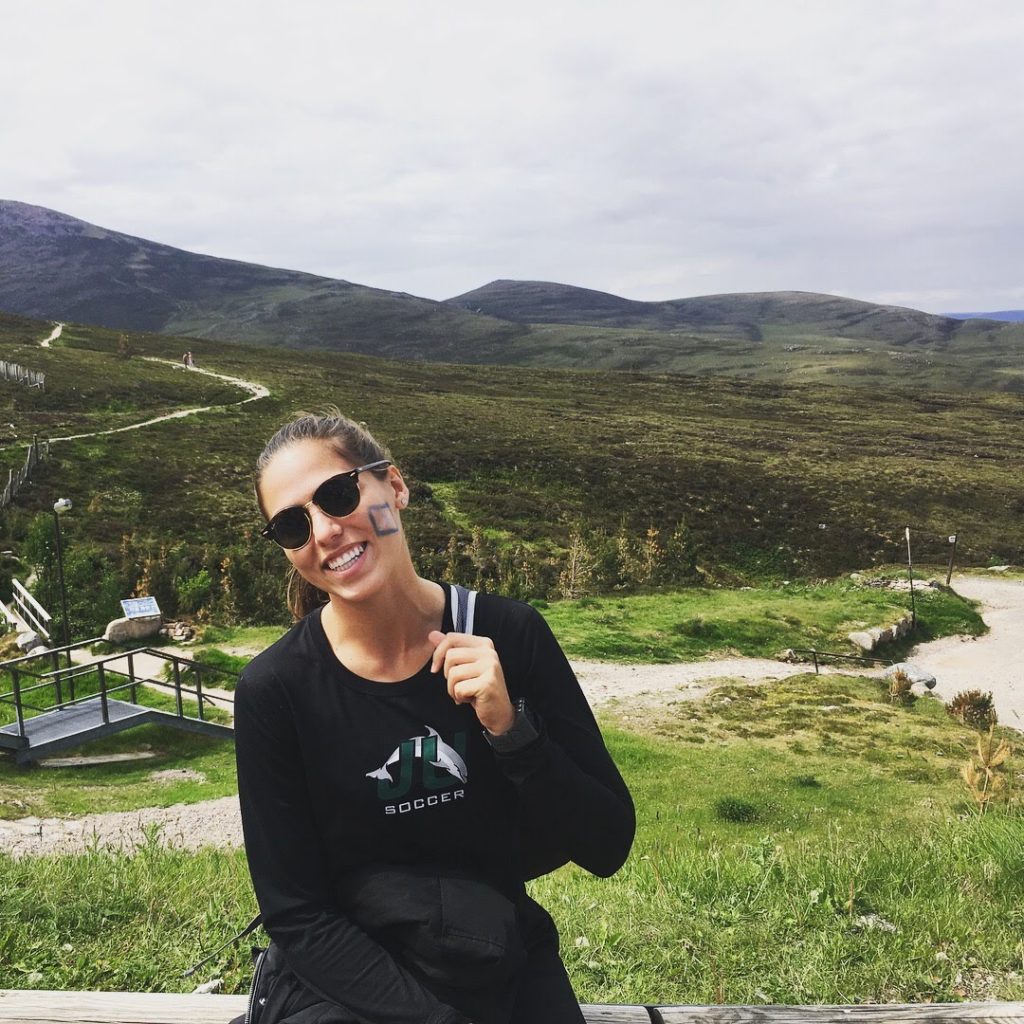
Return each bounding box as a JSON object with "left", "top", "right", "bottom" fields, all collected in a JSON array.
[
  {"left": 0, "top": 201, "right": 526, "bottom": 355},
  {"left": 1, "top": 313, "right": 1022, "bottom": 632},
  {"left": 447, "top": 281, "right": 962, "bottom": 344},
  {"left": 3, "top": 202, "right": 1023, "bottom": 391}
]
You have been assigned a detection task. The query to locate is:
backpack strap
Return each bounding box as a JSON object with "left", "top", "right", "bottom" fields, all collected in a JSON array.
[
  {"left": 182, "top": 912, "right": 262, "bottom": 977},
  {"left": 449, "top": 583, "right": 477, "bottom": 635}
]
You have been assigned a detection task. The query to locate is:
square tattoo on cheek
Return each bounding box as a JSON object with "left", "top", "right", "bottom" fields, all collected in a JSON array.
[{"left": 368, "top": 503, "right": 400, "bottom": 536}]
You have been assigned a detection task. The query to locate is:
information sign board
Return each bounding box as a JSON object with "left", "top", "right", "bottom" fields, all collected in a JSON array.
[{"left": 120, "top": 596, "right": 161, "bottom": 619}]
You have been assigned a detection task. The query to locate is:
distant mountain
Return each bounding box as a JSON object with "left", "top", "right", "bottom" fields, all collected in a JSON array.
[
  {"left": 946, "top": 310, "right": 1024, "bottom": 322},
  {"left": 2, "top": 201, "right": 1022, "bottom": 391},
  {"left": 0, "top": 200, "right": 524, "bottom": 358},
  {"left": 446, "top": 280, "right": 963, "bottom": 346}
]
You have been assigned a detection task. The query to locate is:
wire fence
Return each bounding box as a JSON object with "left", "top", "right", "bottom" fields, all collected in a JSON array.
[
  {"left": 0, "top": 360, "right": 45, "bottom": 390},
  {"left": 0, "top": 435, "right": 49, "bottom": 512}
]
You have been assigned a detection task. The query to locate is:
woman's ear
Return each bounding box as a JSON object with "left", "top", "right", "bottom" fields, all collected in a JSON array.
[{"left": 389, "top": 466, "right": 410, "bottom": 509}]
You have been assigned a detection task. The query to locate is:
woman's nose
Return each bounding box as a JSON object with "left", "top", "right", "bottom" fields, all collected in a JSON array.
[{"left": 308, "top": 503, "right": 343, "bottom": 543}]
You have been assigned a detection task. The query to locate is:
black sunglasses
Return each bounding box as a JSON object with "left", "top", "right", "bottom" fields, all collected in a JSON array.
[{"left": 260, "top": 460, "right": 392, "bottom": 549}]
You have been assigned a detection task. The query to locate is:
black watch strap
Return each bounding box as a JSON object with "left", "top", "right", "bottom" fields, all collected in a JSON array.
[{"left": 483, "top": 697, "right": 540, "bottom": 753}]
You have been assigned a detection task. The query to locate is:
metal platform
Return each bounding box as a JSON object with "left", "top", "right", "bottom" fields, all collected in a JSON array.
[
  {"left": 0, "top": 696, "right": 233, "bottom": 765},
  {"left": 0, "top": 640, "right": 236, "bottom": 766}
]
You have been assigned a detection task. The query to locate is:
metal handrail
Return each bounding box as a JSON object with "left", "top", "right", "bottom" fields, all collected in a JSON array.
[
  {"left": 789, "top": 646, "right": 896, "bottom": 674},
  {"left": 1, "top": 647, "right": 236, "bottom": 740},
  {"left": 40, "top": 645, "right": 239, "bottom": 681},
  {"left": 0, "top": 694, "right": 48, "bottom": 714},
  {"left": 0, "top": 636, "right": 103, "bottom": 673}
]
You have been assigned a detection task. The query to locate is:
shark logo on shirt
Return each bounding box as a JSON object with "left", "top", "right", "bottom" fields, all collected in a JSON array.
[{"left": 366, "top": 725, "right": 468, "bottom": 801}]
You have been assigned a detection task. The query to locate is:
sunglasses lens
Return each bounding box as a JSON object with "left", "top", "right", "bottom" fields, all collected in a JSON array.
[
  {"left": 270, "top": 508, "right": 312, "bottom": 550},
  {"left": 263, "top": 469, "right": 373, "bottom": 549},
  {"left": 314, "top": 474, "right": 361, "bottom": 518}
]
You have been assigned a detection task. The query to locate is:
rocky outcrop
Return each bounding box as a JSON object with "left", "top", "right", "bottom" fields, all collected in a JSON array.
[{"left": 848, "top": 611, "right": 915, "bottom": 652}]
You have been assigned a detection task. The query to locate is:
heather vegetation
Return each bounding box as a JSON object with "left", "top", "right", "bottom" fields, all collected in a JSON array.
[{"left": 0, "top": 314, "right": 1021, "bottom": 641}]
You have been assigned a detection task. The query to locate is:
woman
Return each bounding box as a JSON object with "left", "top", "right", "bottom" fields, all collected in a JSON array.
[{"left": 235, "top": 411, "right": 635, "bottom": 1024}]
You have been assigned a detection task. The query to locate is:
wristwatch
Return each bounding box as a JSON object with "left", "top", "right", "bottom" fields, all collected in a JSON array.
[{"left": 483, "top": 697, "right": 540, "bottom": 752}]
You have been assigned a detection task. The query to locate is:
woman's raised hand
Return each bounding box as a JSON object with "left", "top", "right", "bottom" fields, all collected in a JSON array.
[{"left": 428, "top": 631, "right": 516, "bottom": 736}]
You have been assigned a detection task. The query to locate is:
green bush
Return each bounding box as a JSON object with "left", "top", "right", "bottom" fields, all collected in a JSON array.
[
  {"left": 713, "top": 796, "right": 761, "bottom": 823},
  {"left": 175, "top": 570, "right": 213, "bottom": 614}
]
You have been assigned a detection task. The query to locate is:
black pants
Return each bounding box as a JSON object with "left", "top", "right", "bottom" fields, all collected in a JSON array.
[
  {"left": 507, "top": 895, "right": 585, "bottom": 1024},
  {"left": 233, "top": 897, "right": 583, "bottom": 1024}
]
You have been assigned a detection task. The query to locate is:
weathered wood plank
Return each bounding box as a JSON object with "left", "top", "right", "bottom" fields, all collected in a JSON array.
[
  {"left": 581, "top": 1007, "right": 653, "bottom": 1023},
  {"left": 0, "top": 991, "right": 246, "bottom": 1024},
  {"left": 0, "top": 992, "right": 652, "bottom": 1024},
  {"left": 656, "top": 1004, "right": 1024, "bottom": 1022},
  {"left": 3, "top": 992, "right": 1023, "bottom": 1024}
]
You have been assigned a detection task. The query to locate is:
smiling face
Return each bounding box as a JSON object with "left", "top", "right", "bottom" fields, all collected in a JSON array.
[{"left": 257, "top": 438, "right": 411, "bottom": 605}]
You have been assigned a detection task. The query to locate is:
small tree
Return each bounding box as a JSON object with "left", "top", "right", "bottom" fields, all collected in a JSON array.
[
  {"left": 961, "top": 726, "right": 1012, "bottom": 814},
  {"left": 557, "top": 526, "right": 594, "bottom": 600}
]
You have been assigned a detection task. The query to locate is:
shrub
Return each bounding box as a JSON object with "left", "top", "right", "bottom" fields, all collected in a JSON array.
[
  {"left": 175, "top": 569, "right": 213, "bottom": 614},
  {"left": 888, "top": 669, "right": 913, "bottom": 705},
  {"left": 948, "top": 689, "right": 997, "bottom": 730},
  {"left": 713, "top": 796, "right": 760, "bottom": 823},
  {"left": 790, "top": 773, "right": 821, "bottom": 788},
  {"left": 961, "top": 726, "right": 1013, "bottom": 813}
]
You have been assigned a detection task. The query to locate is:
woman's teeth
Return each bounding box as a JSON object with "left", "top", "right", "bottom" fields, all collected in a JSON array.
[{"left": 328, "top": 544, "right": 366, "bottom": 571}]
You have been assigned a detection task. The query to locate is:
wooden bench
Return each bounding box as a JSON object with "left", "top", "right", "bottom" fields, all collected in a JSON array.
[{"left": 3, "top": 991, "right": 1024, "bottom": 1024}]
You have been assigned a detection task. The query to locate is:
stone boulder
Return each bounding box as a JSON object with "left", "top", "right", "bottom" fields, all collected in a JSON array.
[
  {"left": 16, "top": 629, "right": 42, "bottom": 652},
  {"left": 887, "top": 661, "right": 937, "bottom": 696},
  {"left": 848, "top": 630, "right": 874, "bottom": 652},
  {"left": 104, "top": 614, "right": 162, "bottom": 643}
]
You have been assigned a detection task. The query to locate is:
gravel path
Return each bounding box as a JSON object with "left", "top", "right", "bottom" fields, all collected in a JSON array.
[
  {"left": 39, "top": 322, "right": 63, "bottom": 348},
  {"left": 48, "top": 358, "right": 268, "bottom": 444},
  {"left": 904, "top": 574, "right": 1024, "bottom": 728},
  {"left": 2, "top": 573, "right": 1018, "bottom": 858}
]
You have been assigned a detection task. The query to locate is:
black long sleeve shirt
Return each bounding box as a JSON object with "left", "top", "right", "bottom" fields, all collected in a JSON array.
[{"left": 234, "top": 585, "right": 635, "bottom": 1024}]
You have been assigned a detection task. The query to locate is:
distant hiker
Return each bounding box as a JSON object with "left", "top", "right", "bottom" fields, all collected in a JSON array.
[
  {"left": 182, "top": 351, "right": 190, "bottom": 368},
  {"left": 234, "top": 410, "right": 635, "bottom": 1024}
]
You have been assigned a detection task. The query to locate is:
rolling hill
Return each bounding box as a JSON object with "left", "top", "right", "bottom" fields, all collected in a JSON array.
[
  {"left": 446, "top": 280, "right": 963, "bottom": 346},
  {"left": 2, "top": 200, "right": 1023, "bottom": 391},
  {"left": 0, "top": 200, "right": 525, "bottom": 358}
]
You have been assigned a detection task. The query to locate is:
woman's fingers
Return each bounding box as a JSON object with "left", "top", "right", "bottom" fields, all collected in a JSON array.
[
  {"left": 429, "top": 630, "right": 514, "bottom": 733},
  {"left": 428, "top": 631, "right": 493, "bottom": 674}
]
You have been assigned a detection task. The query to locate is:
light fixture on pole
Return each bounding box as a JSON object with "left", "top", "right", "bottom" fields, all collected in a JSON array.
[{"left": 52, "top": 498, "right": 72, "bottom": 654}]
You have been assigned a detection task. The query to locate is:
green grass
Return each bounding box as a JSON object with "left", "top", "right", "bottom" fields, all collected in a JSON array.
[
  {"left": 172, "top": 577, "right": 985, "bottom": 668},
  {"left": 0, "top": 726, "right": 237, "bottom": 819},
  {"left": 196, "top": 624, "right": 290, "bottom": 652},
  {"left": 541, "top": 580, "right": 984, "bottom": 662},
  {"left": 2, "top": 673, "right": 1023, "bottom": 1001},
  {"left": 162, "top": 648, "right": 250, "bottom": 692}
]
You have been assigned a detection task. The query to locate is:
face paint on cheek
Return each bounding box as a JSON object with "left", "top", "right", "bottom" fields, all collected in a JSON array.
[{"left": 368, "top": 503, "right": 400, "bottom": 536}]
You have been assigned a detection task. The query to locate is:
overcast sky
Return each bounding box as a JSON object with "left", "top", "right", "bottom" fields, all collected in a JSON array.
[{"left": 3, "top": 1, "right": 1023, "bottom": 312}]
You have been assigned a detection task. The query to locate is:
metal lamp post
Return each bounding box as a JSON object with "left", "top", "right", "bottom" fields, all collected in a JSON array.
[{"left": 52, "top": 498, "right": 72, "bottom": 654}]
